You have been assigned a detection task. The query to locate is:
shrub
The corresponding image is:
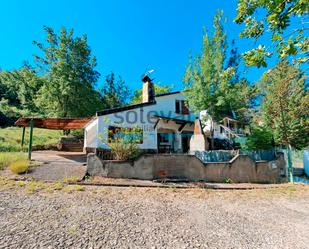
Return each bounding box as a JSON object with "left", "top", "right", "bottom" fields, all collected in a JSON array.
[
  {"left": 0, "top": 152, "right": 27, "bottom": 170},
  {"left": 242, "top": 126, "right": 274, "bottom": 150},
  {"left": 9, "top": 160, "right": 29, "bottom": 174},
  {"left": 109, "top": 138, "right": 141, "bottom": 161}
]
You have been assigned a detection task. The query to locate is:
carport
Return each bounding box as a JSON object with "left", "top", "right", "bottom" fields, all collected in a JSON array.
[{"left": 15, "top": 117, "right": 92, "bottom": 159}]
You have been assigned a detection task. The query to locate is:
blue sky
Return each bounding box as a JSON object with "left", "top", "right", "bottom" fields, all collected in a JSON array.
[{"left": 0, "top": 0, "right": 276, "bottom": 92}]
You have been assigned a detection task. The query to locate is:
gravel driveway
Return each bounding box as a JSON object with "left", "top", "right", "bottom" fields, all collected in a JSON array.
[
  {"left": 29, "top": 150, "right": 87, "bottom": 181},
  {"left": 0, "top": 185, "right": 309, "bottom": 249}
]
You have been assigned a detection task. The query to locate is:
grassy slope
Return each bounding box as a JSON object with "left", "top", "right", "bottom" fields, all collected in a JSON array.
[{"left": 0, "top": 127, "right": 63, "bottom": 152}]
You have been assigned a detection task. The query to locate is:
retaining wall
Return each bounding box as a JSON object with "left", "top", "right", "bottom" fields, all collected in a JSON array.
[{"left": 87, "top": 153, "right": 286, "bottom": 183}]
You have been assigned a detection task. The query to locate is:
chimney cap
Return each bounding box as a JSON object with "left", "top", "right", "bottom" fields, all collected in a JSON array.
[{"left": 141, "top": 74, "right": 152, "bottom": 83}]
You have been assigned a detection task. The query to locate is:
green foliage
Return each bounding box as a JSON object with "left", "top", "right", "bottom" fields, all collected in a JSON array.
[
  {"left": 100, "top": 72, "right": 130, "bottom": 108},
  {"left": 260, "top": 60, "right": 309, "bottom": 149},
  {"left": 235, "top": 0, "right": 309, "bottom": 66},
  {"left": 242, "top": 126, "right": 274, "bottom": 150},
  {"left": 0, "top": 65, "right": 45, "bottom": 123},
  {"left": 33, "top": 26, "right": 103, "bottom": 117},
  {"left": 0, "top": 152, "right": 27, "bottom": 170},
  {"left": 130, "top": 83, "right": 173, "bottom": 104},
  {"left": 9, "top": 160, "right": 29, "bottom": 174},
  {"left": 183, "top": 10, "right": 258, "bottom": 123},
  {"left": 109, "top": 138, "right": 141, "bottom": 161},
  {"left": 0, "top": 127, "right": 62, "bottom": 152}
]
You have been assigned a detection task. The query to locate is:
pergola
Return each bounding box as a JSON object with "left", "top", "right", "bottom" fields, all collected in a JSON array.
[{"left": 15, "top": 117, "right": 92, "bottom": 159}]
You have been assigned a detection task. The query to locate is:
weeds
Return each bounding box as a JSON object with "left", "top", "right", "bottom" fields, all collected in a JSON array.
[
  {"left": 63, "top": 176, "right": 80, "bottom": 183},
  {"left": 0, "top": 152, "right": 27, "bottom": 170},
  {"left": 9, "top": 160, "right": 29, "bottom": 174}
]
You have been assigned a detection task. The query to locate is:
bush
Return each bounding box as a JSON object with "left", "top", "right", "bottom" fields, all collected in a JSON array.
[
  {"left": 9, "top": 160, "right": 29, "bottom": 174},
  {"left": 0, "top": 152, "right": 27, "bottom": 170},
  {"left": 109, "top": 138, "right": 141, "bottom": 161},
  {"left": 242, "top": 126, "right": 274, "bottom": 150}
]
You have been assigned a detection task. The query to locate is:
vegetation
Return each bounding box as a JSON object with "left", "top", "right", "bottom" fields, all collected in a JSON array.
[
  {"left": 242, "top": 126, "right": 274, "bottom": 150},
  {"left": 183, "top": 11, "right": 258, "bottom": 146},
  {"left": 0, "top": 152, "right": 27, "bottom": 170},
  {"left": 0, "top": 127, "right": 62, "bottom": 152},
  {"left": 9, "top": 160, "right": 29, "bottom": 174},
  {"left": 235, "top": 0, "right": 308, "bottom": 67},
  {"left": 100, "top": 72, "right": 130, "bottom": 108},
  {"left": 109, "top": 138, "right": 141, "bottom": 161},
  {"left": 0, "top": 27, "right": 133, "bottom": 127},
  {"left": 33, "top": 26, "right": 103, "bottom": 117},
  {"left": 259, "top": 60, "right": 308, "bottom": 149}
]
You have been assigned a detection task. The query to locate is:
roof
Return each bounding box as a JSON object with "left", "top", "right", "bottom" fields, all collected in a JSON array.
[
  {"left": 15, "top": 117, "right": 93, "bottom": 130},
  {"left": 153, "top": 115, "right": 194, "bottom": 124},
  {"left": 96, "top": 90, "right": 183, "bottom": 117},
  {"left": 155, "top": 91, "right": 181, "bottom": 97},
  {"left": 96, "top": 101, "right": 156, "bottom": 116}
]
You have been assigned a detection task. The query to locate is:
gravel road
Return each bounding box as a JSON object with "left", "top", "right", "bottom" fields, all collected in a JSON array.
[{"left": 0, "top": 185, "right": 309, "bottom": 249}]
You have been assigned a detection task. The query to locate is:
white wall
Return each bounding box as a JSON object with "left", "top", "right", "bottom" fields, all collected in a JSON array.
[
  {"left": 88, "top": 93, "right": 197, "bottom": 150},
  {"left": 84, "top": 118, "right": 98, "bottom": 148}
]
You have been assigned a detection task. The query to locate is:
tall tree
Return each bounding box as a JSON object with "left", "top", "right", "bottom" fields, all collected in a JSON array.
[
  {"left": 130, "top": 83, "right": 173, "bottom": 104},
  {"left": 100, "top": 72, "right": 130, "bottom": 108},
  {"left": 260, "top": 60, "right": 308, "bottom": 149},
  {"left": 0, "top": 65, "right": 44, "bottom": 116},
  {"left": 183, "top": 11, "right": 257, "bottom": 145},
  {"left": 234, "top": 0, "right": 308, "bottom": 67},
  {"left": 34, "top": 26, "right": 103, "bottom": 117}
]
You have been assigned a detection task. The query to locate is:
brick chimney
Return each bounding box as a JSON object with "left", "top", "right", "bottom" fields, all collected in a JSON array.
[{"left": 142, "top": 74, "right": 155, "bottom": 103}]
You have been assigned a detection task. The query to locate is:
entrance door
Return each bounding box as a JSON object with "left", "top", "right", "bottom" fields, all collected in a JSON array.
[{"left": 181, "top": 132, "right": 193, "bottom": 153}]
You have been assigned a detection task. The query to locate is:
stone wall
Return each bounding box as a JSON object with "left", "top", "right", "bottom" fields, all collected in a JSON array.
[{"left": 87, "top": 153, "right": 286, "bottom": 183}]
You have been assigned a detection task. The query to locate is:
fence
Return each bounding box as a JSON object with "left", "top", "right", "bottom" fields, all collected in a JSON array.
[{"left": 195, "top": 149, "right": 277, "bottom": 163}]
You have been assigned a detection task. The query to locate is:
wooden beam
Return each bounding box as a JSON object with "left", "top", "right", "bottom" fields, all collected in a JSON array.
[
  {"left": 153, "top": 119, "right": 161, "bottom": 130},
  {"left": 178, "top": 123, "right": 186, "bottom": 132},
  {"left": 15, "top": 117, "right": 92, "bottom": 130}
]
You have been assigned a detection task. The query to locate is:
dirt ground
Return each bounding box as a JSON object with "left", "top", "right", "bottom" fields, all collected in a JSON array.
[
  {"left": 0, "top": 181, "right": 308, "bottom": 249},
  {"left": 0, "top": 151, "right": 87, "bottom": 181}
]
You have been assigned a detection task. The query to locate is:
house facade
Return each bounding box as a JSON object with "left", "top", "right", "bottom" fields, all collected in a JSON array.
[
  {"left": 84, "top": 74, "right": 249, "bottom": 153},
  {"left": 84, "top": 75, "right": 197, "bottom": 153}
]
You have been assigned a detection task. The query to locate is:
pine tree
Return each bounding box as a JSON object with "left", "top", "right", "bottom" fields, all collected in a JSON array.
[{"left": 260, "top": 60, "right": 309, "bottom": 149}]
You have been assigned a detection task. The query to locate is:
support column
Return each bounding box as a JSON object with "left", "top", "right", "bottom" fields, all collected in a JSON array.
[
  {"left": 21, "top": 126, "right": 26, "bottom": 148},
  {"left": 28, "top": 119, "right": 34, "bottom": 160}
]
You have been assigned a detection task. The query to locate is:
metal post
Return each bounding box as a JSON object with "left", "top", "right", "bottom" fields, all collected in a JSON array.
[
  {"left": 287, "top": 145, "right": 294, "bottom": 183},
  {"left": 28, "top": 119, "right": 34, "bottom": 160},
  {"left": 21, "top": 126, "right": 26, "bottom": 147}
]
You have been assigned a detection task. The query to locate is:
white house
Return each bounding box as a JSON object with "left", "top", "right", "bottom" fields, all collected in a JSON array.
[
  {"left": 84, "top": 74, "right": 197, "bottom": 153},
  {"left": 84, "top": 74, "right": 248, "bottom": 153}
]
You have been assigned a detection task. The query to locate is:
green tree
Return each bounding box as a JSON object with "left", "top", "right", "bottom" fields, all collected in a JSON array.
[
  {"left": 130, "top": 83, "right": 173, "bottom": 104},
  {"left": 234, "top": 0, "right": 308, "bottom": 67},
  {"left": 242, "top": 126, "right": 274, "bottom": 150},
  {"left": 34, "top": 26, "right": 103, "bottom": 117},
  {"left": 183, "top": 11, "right": 257, "bottom": 145},
  {"left": 100, "top": 72, "right": 130, "bottom": 108},
  {"left": 0, "top": 65, "right": 46, "bottom": 123},
  {"left": 260, "top": 60, "right": 309, "bottom": 149}
]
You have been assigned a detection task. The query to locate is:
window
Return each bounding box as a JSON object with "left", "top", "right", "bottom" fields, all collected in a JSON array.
[
  {"left": 158, "top": 133, "right": 170, "bottom": 143},
  {"left": 108, "top": 126, "right": 143, "bottom": 144},
  {"left": 175, "top": 100, "right": 189, "bottom": 114},
  {"left": 175, "top": 100, "right": 180, "bottom": 114}
]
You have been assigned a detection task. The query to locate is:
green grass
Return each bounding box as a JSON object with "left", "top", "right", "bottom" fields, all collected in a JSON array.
[
  {"left": 0, "top": 127, "right": 62, "bottom": 152},
  {"left": 0, "top": 152, "right": 27, "bottom": 170}
]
